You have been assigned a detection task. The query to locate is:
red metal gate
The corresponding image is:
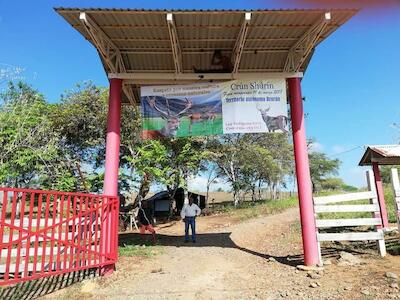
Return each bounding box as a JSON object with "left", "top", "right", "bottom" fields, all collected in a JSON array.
[{"left": 0, "top": 188, "right": 119, "bottom": 286}]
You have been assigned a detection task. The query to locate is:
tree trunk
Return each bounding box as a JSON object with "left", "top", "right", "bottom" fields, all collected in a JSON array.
[
  {"left": 75, "top": 162, "right": 89, "bottom": 193},
  {"left": 206, "top": 184, "right": 210, "bottom": 208},
  {"left": 233, "top": 190, "right": 239, "bottom": 206},
  {"left": 251, "top": 185, "right": 256, "bottom": 202},
  {"left": 130, "top": 173, "right": 151, "bottom": 210}
]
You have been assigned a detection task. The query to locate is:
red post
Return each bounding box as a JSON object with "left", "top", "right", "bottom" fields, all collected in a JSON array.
[
  {"left": 372, "top": 163, "right": 389, "bottom": 228},
  {"left": 288, "top": 77, "right": 319, "bottom": 266},
  {"left": 103, "top": 78, "right": 123, "bottom": 197},
  {"left": 101, "top": 78, "right": 122, "bottom": 275}
]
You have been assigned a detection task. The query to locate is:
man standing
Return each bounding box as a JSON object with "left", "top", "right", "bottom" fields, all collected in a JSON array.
[
  {"left": 138, "top": 200, "right": 157, "bottom": 244},
  {"left": 180, "top": 195, "right": 201, "bottom": 243}
]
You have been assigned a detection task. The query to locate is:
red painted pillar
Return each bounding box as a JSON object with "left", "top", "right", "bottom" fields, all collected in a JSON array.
[
  {"left": 288, "top": 77, "right": 319, "bottom": 266},
  {"left": 372, "top": 163, "right": 389, "bottom": 228},
  {"left": 102, "top": 78, "right": 122, "bottom": 275},
  {"left": 103, "top": 78, "right": 122, "bottom": 196}
]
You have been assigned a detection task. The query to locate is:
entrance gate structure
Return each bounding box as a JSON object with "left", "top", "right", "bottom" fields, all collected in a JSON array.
[
  {"left": 0, "top": 8, "right": 359, "bottom": 285},
  {"left": 54, "top": 7, "right": 357, "bottom": 270}
]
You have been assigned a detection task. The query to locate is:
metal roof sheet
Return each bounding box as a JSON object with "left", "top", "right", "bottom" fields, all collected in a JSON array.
[
  {"left": 55, "top": 8, "right": 358, "bottom": 104},
  {"left": 359, "top": 145, "right": 400, "bottom": 166}
]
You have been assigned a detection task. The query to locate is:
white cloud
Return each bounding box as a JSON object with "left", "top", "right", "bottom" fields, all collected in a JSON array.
[
  {"left": 309, "top": 142, "right": 324, "bottom": 153},
  {"left": 340, "top": 166, "right": 369, "bottom": 188},
  {"left": 188, "top": 175, "right": 231, "bottom": 192},
  {"left": 188, "top": 176, "right": 208, "bottom": 191},
  {"left": 331, "top": 145, "right": 347, "bottom": 155}
]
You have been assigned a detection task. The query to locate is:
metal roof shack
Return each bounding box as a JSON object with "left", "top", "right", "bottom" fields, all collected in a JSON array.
[
  {"left": 359, "top": 145, "right": 400, "bottom": 166},
  {"left": 55, "top": 8, "right": 357, "bottom": 104}
]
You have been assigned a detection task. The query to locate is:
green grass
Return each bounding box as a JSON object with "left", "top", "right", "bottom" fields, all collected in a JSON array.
[
  {"left": 384, "top": 185, "right": 397, "bottom": 223},
  {"left": 118, "top": 244, "right": 164, "bottom": 258},
  {"left": 142, "top": 116, "right": 223, "bottom": 136},
  {"left": 316, "top": 185, "right": 397, "bottom": 223},
  {"left": 213, "top": 197, "right": 298, "bottom": 222}
]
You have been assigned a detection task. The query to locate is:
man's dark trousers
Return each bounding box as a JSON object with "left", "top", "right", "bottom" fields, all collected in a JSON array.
[{"left": 184, "top": 216, "right": 196, "bottom": 242}]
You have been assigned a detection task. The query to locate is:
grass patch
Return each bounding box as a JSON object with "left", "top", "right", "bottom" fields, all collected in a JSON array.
[
  {"left": 142, "top": 116, "right": 223, "bottom": 137},
  {"left": 316, "top": 186, "right": 397, "bottom": 223},
  {"left": 213, "top": 196, "right": 298, "bottom": 222},
  {"left": 384, "top": 186, "right": 397, "bottom": 223},
  {"left": 118, "top": 244, "right": 163, "bottom": 258}
]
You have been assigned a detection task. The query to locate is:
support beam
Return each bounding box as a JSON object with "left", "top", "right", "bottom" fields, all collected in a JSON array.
[
  {"left": 372, "top": 163, "right": 389, "bottom": 229},
  {"left": 108, "top": 71, "right": 303, "bottom": 85},
  {"left": 166, "top": 13, "right": 183, "bottom": 73},
  {"left": 288, "top": 77, "right": 319, "bottom": 266},
  {"left": 232, "top": 12, "right": 251, "bottom": 73},
  {"left": 79, "top": 12, "right": 136, "bottom": 104},
  {"left": 284, "top": 12, "right": 331, "bottom": 72},
  {"left": 101, "top": 78, "right": 122, "bottom": 276}
]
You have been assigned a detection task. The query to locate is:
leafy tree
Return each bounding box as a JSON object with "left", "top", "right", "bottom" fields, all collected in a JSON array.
[
  {"left": 206, "top": 134, "right": 245, "bottom": 205},
  {"left": 379, "top": 165, "right": 396, "bottom": 185},
  {"left": 207, "top": 133, "right": 293, "bottom": 205},
  {"left": 203, "top": 163, "right": 219, "bottom": 203},
  {"left": 126, "top": 137, "right": 207, "bottom": 207},
  {"left": 0, "top": 82, "right": 60, "bottom": 188},
  {"left": 46, "top": 82, "right": 108, "bottom": 191},
  {"left": 319, "top": 177, "right": 358, "bottom": 192},
  {"left": 51, "top": 82, "right": 141, "bottom": 193},
  {"left": 308, "top": 151, "right": 340, "bottom": 192}
]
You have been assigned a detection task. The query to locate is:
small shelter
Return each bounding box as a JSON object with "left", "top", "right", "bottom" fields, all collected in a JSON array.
[
  {"left": 144, "top": 188, "right": 206, "bottom": 217},
  {"left": 359, "top": 144, "right": 400, "bottom": 229}
]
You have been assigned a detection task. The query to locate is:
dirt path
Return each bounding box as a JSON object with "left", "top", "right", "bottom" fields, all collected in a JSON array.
[{"left": 44, "top": 208, "right": 400, "bottom": 300}]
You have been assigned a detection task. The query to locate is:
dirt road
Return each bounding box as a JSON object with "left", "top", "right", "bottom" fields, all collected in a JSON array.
[{"left": 44, "top": 208, "right": 399, "bottom": 300}]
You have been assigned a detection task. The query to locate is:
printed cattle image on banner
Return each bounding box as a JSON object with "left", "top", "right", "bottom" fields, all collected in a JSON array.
[{"left": 141, "top": 79, "right": 288, "bottom": 139}]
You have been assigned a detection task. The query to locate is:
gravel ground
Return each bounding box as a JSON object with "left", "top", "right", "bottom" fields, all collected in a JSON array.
[{"left": 41, "top": 208, "right": 400, "bottom": 300}]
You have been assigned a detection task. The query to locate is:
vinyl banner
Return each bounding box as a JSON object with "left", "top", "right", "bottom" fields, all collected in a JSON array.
[{"left": 141, "top": 79, "right": 287, "bottom": 139}]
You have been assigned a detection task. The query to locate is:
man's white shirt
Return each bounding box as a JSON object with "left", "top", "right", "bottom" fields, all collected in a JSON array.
[{"left": 181, "top": 203, "right": 201, "bottom": 219}]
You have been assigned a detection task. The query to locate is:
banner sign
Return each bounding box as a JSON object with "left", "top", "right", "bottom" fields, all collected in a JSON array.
[{"left": 141, "top": 79, "right": 288, "bottom": 139}]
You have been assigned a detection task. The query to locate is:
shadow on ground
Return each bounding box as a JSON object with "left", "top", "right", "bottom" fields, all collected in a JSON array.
[
  {"left": 2, "top": 232, "right": 396, "bottom": 299},
  {"left": 119, "top": 231, "right": 306, "bottom": 267},
  {"left": 0, "top": 268, "right": 98, "bottom": 300},
  {"left": 119, "top": 231, "right": 399, "bottom": 269}
]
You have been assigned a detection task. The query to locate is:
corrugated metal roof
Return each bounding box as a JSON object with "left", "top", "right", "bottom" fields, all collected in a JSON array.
[
  {"left": 359, "top": 145, "right": 400, "bottom": 166},
  {"left": 55, "top": 8, "right": 357, "bottom": 103}
]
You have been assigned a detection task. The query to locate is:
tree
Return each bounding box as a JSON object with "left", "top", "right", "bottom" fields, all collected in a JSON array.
[
  {"left": 0, "top": 82, "right": 60, "bottom": 188},
  {"left": 320, "top": 177, "right": 345, "bottom": 191},
  {"left": 125, "top": 137, "right": 207, "bottom": 207},
  {"left": 50, "top": 82, "right": 109, "bottom": 191},
  {"left": 51, "top": 82, "right": 141, "bottom": 193},
  {"left": 308, "top": 151, "right": 340, "bottom": 192},
  {"left": 379, "top": 165, "right": 395, "bottom": 185},
  {"left": 207, "top": 133, "right": 293, "bottom": 205},
  {"left": 203, "top": 163, "right": 219, "bottom": 203},
  {"left": 252, "top": 134, "right": 293, "bottom": 199},
  {"left": 207, "top": 134, "right": 245, "bottom": 205},
  {"left": 0, "top": 81, "right": 142, "bottom": 193}
]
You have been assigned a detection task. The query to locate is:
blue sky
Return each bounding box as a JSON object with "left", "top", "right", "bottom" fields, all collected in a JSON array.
[{"left": 1, "top": 0, "right": 399, "bottom": 189}]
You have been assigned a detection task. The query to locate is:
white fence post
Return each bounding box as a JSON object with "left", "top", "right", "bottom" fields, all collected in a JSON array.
[
  {"left": 390, "top": 168, "right": 400, "bottom": 231},
  {"left": 313, "top": 170, "right": 386, "bottom": 258},
  {"left": 366, "top": 170, "right": 381, "bottom": 226}
]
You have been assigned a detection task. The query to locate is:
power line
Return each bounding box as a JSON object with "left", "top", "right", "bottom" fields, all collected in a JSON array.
[{"left": 328, "top": 145, "right": 363, "bottom": 157}]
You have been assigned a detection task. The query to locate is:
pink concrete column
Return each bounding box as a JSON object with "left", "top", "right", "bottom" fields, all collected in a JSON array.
[
  {"left": 103, "top": 78, "right": 123, "bottom": 196},
  {"left": 288, "top": 77, "right": 319, "bottom": 266},
  {"left": 372, "top": 163, "right": 389, "bottom": 228},
  {"left": 101, "top": 78, "right": 122, "bottom": 276}
]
